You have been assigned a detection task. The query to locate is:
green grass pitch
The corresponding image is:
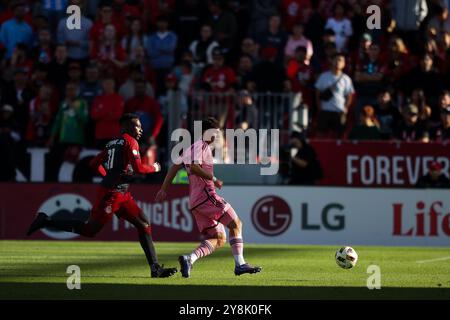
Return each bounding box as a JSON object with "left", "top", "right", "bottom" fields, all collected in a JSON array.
[{"left": 1, "top": 240, "right": 449, "bottom": 300}]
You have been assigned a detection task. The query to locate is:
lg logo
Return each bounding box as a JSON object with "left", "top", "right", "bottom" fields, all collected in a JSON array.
[
  {"left": 251, "top": 196, "right": 292, "bottom": 236},
  {"left": 251, "top": 196, "right": 346, "bottom": 236}
]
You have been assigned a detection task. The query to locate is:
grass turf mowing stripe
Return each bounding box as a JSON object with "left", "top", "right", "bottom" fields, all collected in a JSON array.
[{"left": 416, "top": 256, "right": 450, "bottom": 264}]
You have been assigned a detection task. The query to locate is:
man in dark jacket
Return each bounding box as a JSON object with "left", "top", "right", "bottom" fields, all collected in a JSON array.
[
  {"left": 288, "top": 131, "right": 323, "bottom": 185},
  {"left": 416, "top": 161, "right": 450, "bottom": 188}
]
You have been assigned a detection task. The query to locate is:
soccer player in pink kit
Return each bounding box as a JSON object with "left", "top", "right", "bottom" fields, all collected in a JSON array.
[{"left": 155, "top": 117, "right": 262, "bottom": 277}]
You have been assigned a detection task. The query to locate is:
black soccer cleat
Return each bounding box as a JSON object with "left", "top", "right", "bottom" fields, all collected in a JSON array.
[
  {"left": 27, "top": 212, "right": 49, "bottom": 236},
  {"left": 178, "top": 255, "right": 192, "bottom": 278},
  {"left": 151, "top": 264, "right": 177, "bottom": 278},
  {"left": 234, "top": 263, "right": 262, "bottom": 276}
]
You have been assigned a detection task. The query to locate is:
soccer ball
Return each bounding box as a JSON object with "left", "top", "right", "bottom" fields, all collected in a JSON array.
[{"left": 335, "top": 246, "right": 358, "bottom": 269}]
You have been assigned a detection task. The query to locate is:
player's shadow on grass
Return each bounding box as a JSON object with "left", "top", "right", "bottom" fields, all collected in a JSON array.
[
  {"left": 0, "top": 282, "right": 449, "bottom": 299},
  {"left": 0, "top": 252, "right": 179, "bottom": 281},
  {"left": 0, "top": 246, "right": 301, "bottom": 280}
]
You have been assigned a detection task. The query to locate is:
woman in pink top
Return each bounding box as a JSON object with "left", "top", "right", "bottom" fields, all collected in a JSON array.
[{"left": 284, "top": 23, "right": 313, "bottom": 64}]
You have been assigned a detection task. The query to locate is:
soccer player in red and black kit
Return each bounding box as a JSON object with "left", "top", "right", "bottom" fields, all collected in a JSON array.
[{"left": 27, "top": 113, "right": 177, "bottom": 278}]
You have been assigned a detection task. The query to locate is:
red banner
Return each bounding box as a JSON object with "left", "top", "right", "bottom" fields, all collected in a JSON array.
[
  {"left": 0, "top": 183, "right": 199, "bottom": 241},
  {"left": 310, "top": 140, "right": 450, "bottom": 188}
]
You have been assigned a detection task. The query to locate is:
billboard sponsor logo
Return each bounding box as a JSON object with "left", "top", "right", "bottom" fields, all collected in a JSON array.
[
  {"left": 38, "top": 194, "right": 91, "bottom": 240},
  {"left": 346, "top": 155, "right": 449, "bottom": 186},
  {"left": 301, "top": 203, "right": 345, "bottom": 231},
  {"left": 251, "top": 196, "right": 292, "bottom": 236},
  {"left": 137, "top": 197, "right": 193, "bottom": 233},
  {"left": 393, "top": 201, "right": 450, "bottom": 237}
]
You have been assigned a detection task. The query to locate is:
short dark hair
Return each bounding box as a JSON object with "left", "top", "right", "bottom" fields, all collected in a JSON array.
[
  {"left": 332, "top": 52, "right": 346, "bottom": 60},
  {"left": 202, "top": 117, "right": 220, "bottom": 132},
  {"left": 332, "top": 1, "right": 346, "bottom": 13},
  {"left": 324, "top": 28, "right": 336, "bottom": 37},
  {"left": 120, "top": 113, "right": 139, "bottom": 127},
  {"left": 440, "top": 90, "right": 450, "bottom": 97}
]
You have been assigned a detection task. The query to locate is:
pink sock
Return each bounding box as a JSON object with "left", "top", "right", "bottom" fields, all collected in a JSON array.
[
  {"left": 190, "top": 240, "right": 215, "bottom": 263},
  {"left": 230, "top": 237, "right": 246, "bottom": 266}
]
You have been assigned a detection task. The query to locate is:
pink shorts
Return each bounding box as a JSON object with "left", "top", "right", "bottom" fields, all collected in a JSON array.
[{"left": 191, "top": 198, "right": 237, "bottom": 237}]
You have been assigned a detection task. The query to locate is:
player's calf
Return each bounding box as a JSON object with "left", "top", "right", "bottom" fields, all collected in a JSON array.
[
  {"left": 179, "top": 233, "right": 225, "bottom": 278},
  {"left": 215, "top": 232, "right": 227, "bottom": 249},
  {"left": 226, "top": 218, "right": 262, "bottom": 276}
]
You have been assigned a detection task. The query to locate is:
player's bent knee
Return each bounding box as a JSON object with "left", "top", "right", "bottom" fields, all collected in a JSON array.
[
  {"left": 228, "top": 218, "right": 242, "bottom": 231},
  {"left": 215, "top": 233, "right": 227, "bottom": 248},
  {"left": 136, "top": 221, "right": 152, "bottom": 235}
]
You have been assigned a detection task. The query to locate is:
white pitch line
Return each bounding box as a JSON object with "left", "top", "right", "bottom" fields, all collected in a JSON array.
[{"left": 416, "top": 256, "right": 450, "bottom": 264}]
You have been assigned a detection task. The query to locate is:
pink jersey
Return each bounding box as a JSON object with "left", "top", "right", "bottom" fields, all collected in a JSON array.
[{"left": 180, "top": 139, "right": 218, "bottom": 209}]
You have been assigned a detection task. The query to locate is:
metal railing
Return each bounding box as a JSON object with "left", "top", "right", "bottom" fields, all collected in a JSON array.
[
  {"left": 165, "top": 91, "right": 308, "bottom": 165},
  {"left": 166, "top": 91, "right": 308, "bottom": 134}
]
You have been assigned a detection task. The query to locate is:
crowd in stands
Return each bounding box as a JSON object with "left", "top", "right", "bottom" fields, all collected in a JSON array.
[{"left": 0, "top": 0, "right": 449, "bottom": 182}]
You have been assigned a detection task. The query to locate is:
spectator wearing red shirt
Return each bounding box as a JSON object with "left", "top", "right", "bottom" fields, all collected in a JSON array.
[
  {"left": 281, "top": 0, "right": 312, "bottom": 31},
  {"left": 202, "top": 47, "right": 236, "bottom": 93},
  {"left": 124, "top": 79, "right": 163, "bottom": 142},
  {"left": 91, "top": 77, "right": 124, "bottom": 148},
  {"left": 287, "top": 46, "right": 315, "bottom": 108},
  {"left": 201, "top": 47, "right": 236, "bottom": 128},
  {"left": 89, "top": 3, "right": 124, "bottom": 44},
  {"left": 91, "top": 24, "right": 127, "bottom": 79}
]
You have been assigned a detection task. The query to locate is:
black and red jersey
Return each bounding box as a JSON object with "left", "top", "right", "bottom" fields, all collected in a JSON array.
[{"left": 89, "top": 133, "right": 156, "bottom": 192}]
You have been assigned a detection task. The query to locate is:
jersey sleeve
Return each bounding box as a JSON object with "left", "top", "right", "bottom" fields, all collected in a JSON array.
[
  {"left": 89, "top": 150, "right": 107, "bottom": 177},
  {"left": 126, "top": 136, "right": 156, "bottom": 174}
]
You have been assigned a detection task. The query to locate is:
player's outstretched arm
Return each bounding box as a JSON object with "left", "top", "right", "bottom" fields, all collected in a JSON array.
[
  {"left": 131, "top": 156, "right": 161, "bottom": 175},
  {"left": 155, "top": 163, "right": 182, "bottom": 202},
  {"left": 127, "top": 140, "right": 161, "bottom": 174}
]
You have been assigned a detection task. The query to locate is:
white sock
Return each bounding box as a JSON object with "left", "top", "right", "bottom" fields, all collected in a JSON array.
[
  {"left": 234, "top": 254, "right": 246, "bottom": 266},
  {"left": 189, "top": 252, "right": 198, "bottom": 264}
]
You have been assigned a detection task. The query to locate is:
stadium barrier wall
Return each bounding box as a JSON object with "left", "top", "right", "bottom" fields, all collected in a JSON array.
[
  {"left": 311, "top": 140, "right": 449, "bottom": 188},
  {"left": 0, "top": 183, "right": 448, "bottom": 246}
]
